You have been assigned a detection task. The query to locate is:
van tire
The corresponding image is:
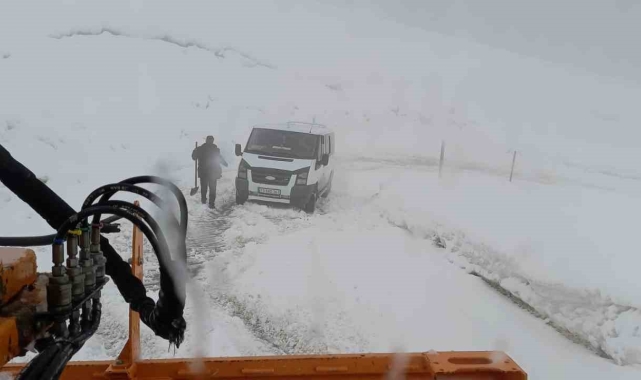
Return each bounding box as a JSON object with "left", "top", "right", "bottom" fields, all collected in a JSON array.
[
  {"left": 304, "top": 193, "right": 316, "bottom": 214},
  {"left": 236, "top": 191, "right": 246, "bottom": 205},
  {"left": 321, "top": 172, "right": 333, "bottom": 198}
]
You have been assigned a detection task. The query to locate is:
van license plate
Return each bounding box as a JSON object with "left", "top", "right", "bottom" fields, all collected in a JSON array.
[{"left": 258, "top": 187, "right": 281, "bottom": 196}]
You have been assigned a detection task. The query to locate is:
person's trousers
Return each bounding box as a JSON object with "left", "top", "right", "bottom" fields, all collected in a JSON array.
[{"left": 200, "top": 176, "right": 218, "bottom": 205}]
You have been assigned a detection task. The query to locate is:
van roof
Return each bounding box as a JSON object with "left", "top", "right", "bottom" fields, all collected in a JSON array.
[{"left": 253, "top": 122, "right": 333, "bottom": 135}]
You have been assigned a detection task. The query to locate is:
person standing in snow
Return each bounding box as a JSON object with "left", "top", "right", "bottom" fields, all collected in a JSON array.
[{"left": 192, "top": 135, "right": 228, "bottom": 208}]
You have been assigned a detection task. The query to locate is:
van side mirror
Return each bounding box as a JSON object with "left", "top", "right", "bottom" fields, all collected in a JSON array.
[
  {"left": 321, "top": 153, "right": 329, "bottom": 166},
  {"left": 235, "top": 144, "right": 242, "bottom": 157}
]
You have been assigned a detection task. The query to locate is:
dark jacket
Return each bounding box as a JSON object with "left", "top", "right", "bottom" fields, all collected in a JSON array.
[{"left": 192, "top": 142, "right": 228, "bottom": 179}]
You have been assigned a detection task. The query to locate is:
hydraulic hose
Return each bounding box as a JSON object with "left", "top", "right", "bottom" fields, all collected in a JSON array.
[
  {"left": 16, "top": 303, "right": 103, "bottom": 380},
  {"left": 54, "top": 203, "right": 186, "bottom": 345},
  {"left": 1, "top": 143, "right": 187, "bottom": 353},
  {"left": 81, "top": 183, "right": 186, "bottom": 262},
  {"left": 47, "top": 305, "right": 102, "bottom": 380},
  {"left": 15, "top": 343, "right": 62, "bottom": 380},
  {"left": 0, "top": 224, "right": 120, "bottom": 247},
  {"left": 82, "top": 183, "right": 166, "bottom": 218},
  {"left": 95, "top": 176, "right": 188, "bottom": 236},
  {"left": 0, "top": 144, "right": 77, "bottom": 230},
  {"left": 54, "top": 204, "right": 172, "bottom": 295},
  {"left": 0, "top": 143, "right": 149, "bottom": 310},
  {"left": 0, "top": 234, "right": 56, "bottom": 247}
]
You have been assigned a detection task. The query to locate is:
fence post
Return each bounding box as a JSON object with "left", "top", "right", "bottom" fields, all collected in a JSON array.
[
  {"left": 509, "top": 151, "right": 517, "bottom": 182},
  {"left": 439, "top": 141, "right": 445, "bottom": 179}
]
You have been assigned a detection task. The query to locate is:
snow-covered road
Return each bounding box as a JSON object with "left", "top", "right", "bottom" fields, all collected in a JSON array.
[{"left": 72, "top": 158, "right": 641, "bottom": 380}]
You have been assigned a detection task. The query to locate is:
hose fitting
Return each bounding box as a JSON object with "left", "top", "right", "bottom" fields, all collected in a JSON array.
[
  {"left": 47, "top": 243, "right": 72, "bottom": 338},
  {"left": 79, "top": 228, "right": 96, "bottom": 293},
  {"left": 90, "top": 224, "right": 106, "bottom": 282}
]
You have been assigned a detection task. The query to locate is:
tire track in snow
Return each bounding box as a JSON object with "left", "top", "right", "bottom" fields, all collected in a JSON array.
[{"left": 144, "top": 186, "right": 346, "bottom": 356}]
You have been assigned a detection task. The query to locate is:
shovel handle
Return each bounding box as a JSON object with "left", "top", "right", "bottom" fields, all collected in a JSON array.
[{"left": 194, "top": 142, "right": 198, "bottom": 186}]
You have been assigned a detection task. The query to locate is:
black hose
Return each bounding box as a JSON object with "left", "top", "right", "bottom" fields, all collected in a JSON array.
[
  {"left": 48, "top": 305, "right": 102, "bottom": 380},
  {"left": 82, "top": 182, "right": 164, "bottom": 218},
  {"left": 97, "top": 200, "right": 183, "bottom": 266},
  {"left": 18, "top": 303, "right": 103, "bottom": 380},
  {"left": 80, "top": 183, "right": 186, "bottom": 262},
  {"left": 54, "top": 204, "right": 185, "bottom": 334},
  {"left": 1, "top": 144, "right": 150, "bottom": 314},
  {"left": 15, "top": 342, "right": 62, "bottom": 380},
  {"left": 45, "top": 344, "right": 75, "bottom": 380},
  {"left": 0, "top": 234, "right": 54, "bottom": 247},
  {"left": 97, "top": 176, "right": 188, "bottom": 236},
  {"left": 0, "top": 143, "right": 77, "bottom": 230},
  {"left": 0, "top": 223, "right": 120, "bottom": 247},
  {"left": 53, "top": 204, "right": 172, "bottom": 289}
]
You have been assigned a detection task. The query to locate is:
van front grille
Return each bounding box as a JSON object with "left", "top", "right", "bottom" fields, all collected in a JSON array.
[{"left": 251, "top": 168, "right": 291, "bottom": 186}]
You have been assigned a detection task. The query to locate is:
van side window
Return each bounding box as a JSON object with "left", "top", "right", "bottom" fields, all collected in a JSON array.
[{"left": 328, "top": 135, "right": 332, "bottom": 154}]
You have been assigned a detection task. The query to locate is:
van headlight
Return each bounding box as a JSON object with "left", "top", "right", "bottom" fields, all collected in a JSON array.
[
  {"left": 238, "top": 160, "right": 249, "bottom": 179},
  {"left": 296, "top": 171, "right": 308, "bottom": 185}
]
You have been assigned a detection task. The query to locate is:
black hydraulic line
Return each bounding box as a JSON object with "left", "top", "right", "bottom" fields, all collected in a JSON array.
[
  {"left": 100, "top": 200, "right": 186, "bottom": 270},
  {"left": 54, "top": 204, "right": 171, "bottom": 287},
  {"left": 2, "top": 143, "right": 186, "bottom": 351},
  {"left": 97, "top": 176, "right": 189, "bottom": 236},
  {"left": 0, "top": 144, "right": 77, "bottom": 231},
  {"left": 45, "top": 344, "right": 75, "bottom": 380},
  {"left": 82, "top": 182, "right": 164, "bottom": 216},
  {"left": 15, "top": 342, "right": 62, "bottom": 380},
  {"left": 80, "top": 183, "right": 185, "bottom": 261},
  {"left": 0, "top": 143, "right": 150, "bottom": 311},
  {"left": 0, "top": 224, "right": 120, "bottom": 247},
  {"left": 101, "top": 214, "right": 121, "bottom": 224},
  {"left": 17, "top": 303, "right": 103, "bottom": 380},
  {"left": 47, "top": 305, "right": 102, "bottom": 380},
  {"left": 83, "top": 181, "right": 188, "bottom": 263},
  {"left": 53, "top": 204, "right": 186, "bottom": 344},
  {"left": 0, "top": 234, "right": 54, "bottom": 247}
]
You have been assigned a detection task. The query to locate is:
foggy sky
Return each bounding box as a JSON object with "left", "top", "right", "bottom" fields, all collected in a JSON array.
[{"left": 333, "top": 0, "right": 641, "bottom": 84}]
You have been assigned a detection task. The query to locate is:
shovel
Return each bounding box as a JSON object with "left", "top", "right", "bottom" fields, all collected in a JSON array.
[{"left": 189, "top": 142, "right": 199, "bottom": 196}]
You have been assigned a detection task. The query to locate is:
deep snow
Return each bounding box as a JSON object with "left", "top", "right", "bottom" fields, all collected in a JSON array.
[{"left": 2, "top": 1, "right": 641, "bottom": 379}]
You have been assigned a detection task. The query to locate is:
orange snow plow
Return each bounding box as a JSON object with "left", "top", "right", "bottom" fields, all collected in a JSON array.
[
  {"left": 0, "top": 213, "right": 526, "bottom": 380},
  {"left": 0, "top": 227, "right": 527, "bottom": 379}
]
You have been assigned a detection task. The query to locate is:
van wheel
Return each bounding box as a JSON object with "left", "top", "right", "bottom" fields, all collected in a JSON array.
[
  {"left": 236, "top": 191, "right": 246, "bottom": 205},
  {"left": 304, "top": 193, "right": 316, "bottom": 214},
  {"left": 321, "top": 173, "right": 333, "bottom": 198}
]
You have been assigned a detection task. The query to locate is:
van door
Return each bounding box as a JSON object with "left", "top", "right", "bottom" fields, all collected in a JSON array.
[
  {"left": 318, "top": 135, "right": 330, "bottom": 191},
  {"left": 327, "top": 133, "right": 334, "bottom": 183}
]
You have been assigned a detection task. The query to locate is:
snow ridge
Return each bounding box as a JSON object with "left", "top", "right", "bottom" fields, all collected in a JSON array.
[
  {"left": 382, "top": 207, "right": 641, "bottom": 366},
  {"left": 49, "top": 28, "right": 276, "bottom": 69}
]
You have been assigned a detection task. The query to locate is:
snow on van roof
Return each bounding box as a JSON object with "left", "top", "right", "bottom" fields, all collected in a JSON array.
[{"left": 253, "top": 122, "right": 332, "bottom": 135}]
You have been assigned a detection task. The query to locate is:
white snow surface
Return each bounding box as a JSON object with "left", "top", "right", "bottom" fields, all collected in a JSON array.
[{"left": 1, "top": 1, "right": 641, "bottom": 379}]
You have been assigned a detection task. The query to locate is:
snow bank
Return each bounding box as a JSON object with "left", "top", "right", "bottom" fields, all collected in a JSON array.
[{"left": 334, "top": 160, "right": 641, "bottom": 366}]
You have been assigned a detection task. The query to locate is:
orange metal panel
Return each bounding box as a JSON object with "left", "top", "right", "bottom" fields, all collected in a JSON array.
[
  {"left": 0, "top": 317, "right": 20, "bottom": 368},
  {"left": 105, "top": 203, "right": 143, "bottom": 379},
  {"left": 0, "top": 248, "right": 38, "bottom": 304},
  {"left": 21, "top": 351, "right": 525, "bottom": 380}
]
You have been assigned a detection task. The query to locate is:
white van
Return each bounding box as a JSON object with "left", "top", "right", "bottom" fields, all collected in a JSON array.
[{"left": 234, "top": 122, "right": 335, "bottom": 213}]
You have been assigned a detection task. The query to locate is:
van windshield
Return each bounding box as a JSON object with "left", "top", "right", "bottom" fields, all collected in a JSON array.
[{"left": 245, "top": 128, "right": 319, "bottom": 159}]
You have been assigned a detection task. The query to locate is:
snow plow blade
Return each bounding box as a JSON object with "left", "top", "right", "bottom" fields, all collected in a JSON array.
[
  {"left": 0, "top": 215, "right": 527, "bottom": 379},
  {"left": 1, "top": 352, "right": 526, "bottom": 379}
]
